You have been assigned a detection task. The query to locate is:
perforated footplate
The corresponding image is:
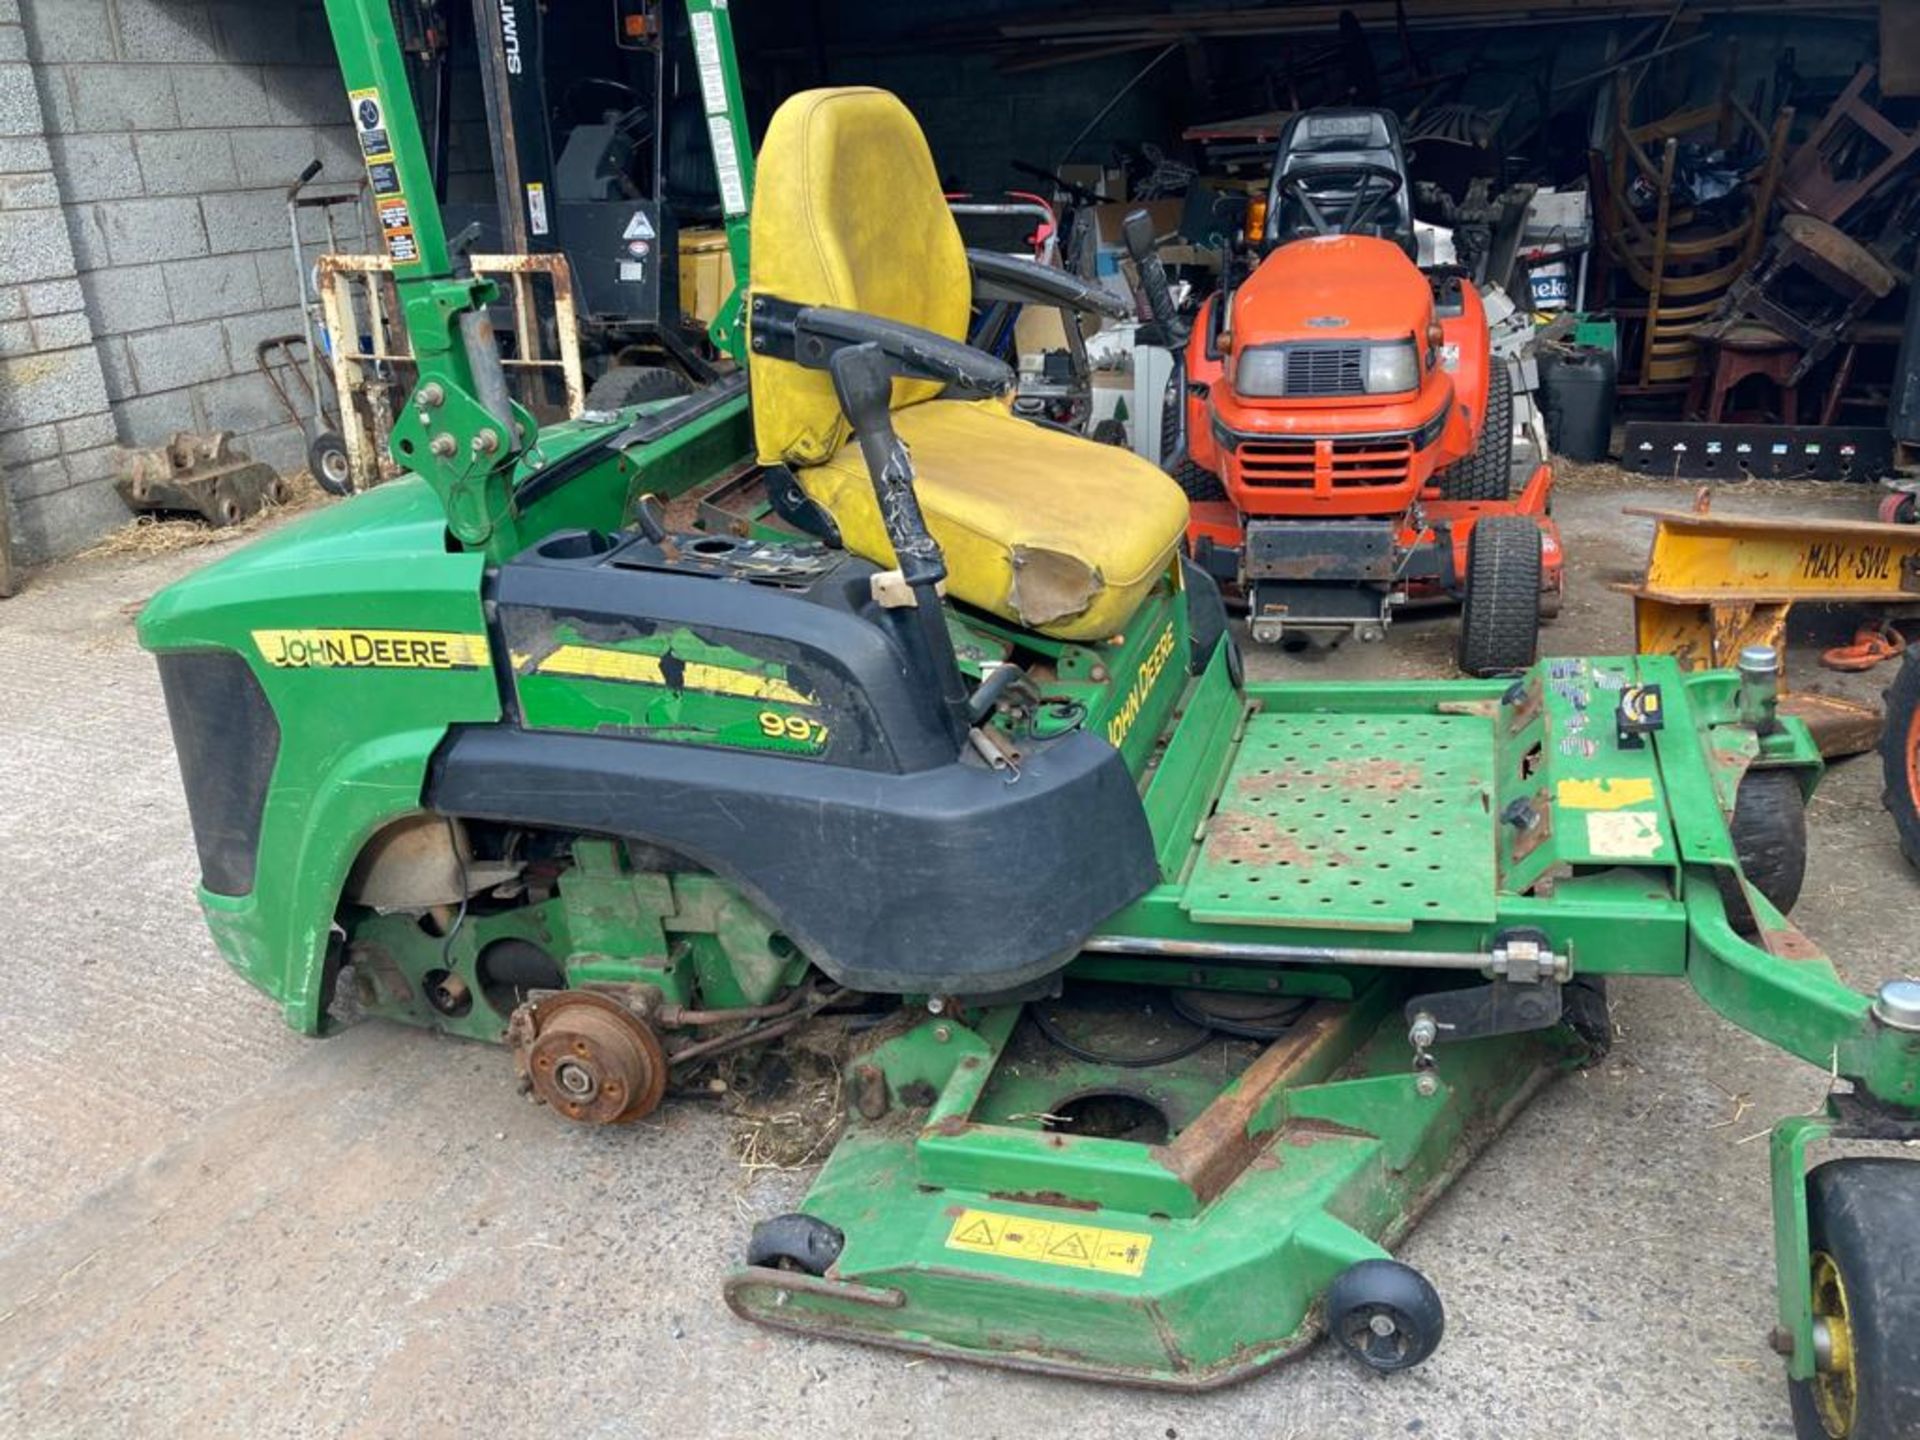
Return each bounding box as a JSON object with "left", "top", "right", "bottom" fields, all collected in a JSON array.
[{"left": 1183, "top": 712, "right": 1498, "bottom": 931}]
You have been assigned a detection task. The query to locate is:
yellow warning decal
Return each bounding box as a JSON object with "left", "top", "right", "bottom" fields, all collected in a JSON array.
[
  {"left": 254, "top": 628, "right": 490, "bottom": 670},
  {"left": 944, "top": 1208, "right": 1152, "bottom": 1278},
  {"left": 533, "top": 643, "right": 815, "bottom": 705},
  {"left": 1556, "top": 776, "right": 1656, "bottom": 811}
]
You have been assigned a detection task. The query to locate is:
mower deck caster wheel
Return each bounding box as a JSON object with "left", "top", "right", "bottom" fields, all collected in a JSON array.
[
  {"left": 1788, "top": 1159, "right": 1920, "bottom": 1439},
  {"left": 1561, "top": 975, "right": 1614, "bottom": 1065},
  {"left": 1716, "top": 768, "right": 1809, "bottom": 932},
  {"left": 747, "top": 1213, "right": 845, "bottom": 1277},
  {"left": 1326, "top": 1258, "right": 1445, "bottom": 1372}
]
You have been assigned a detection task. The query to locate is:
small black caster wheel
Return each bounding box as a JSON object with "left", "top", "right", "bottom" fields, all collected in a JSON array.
[
  {"left": 1326, "top": 1258, "right": 1445, "bottom": 1373},
  {"left": 1788, "top": 1159, "right": 1920, "bottom": 1439},
  {"left": 1562, "top": 975, "right": 1614, "bottom": 1066},
  {"left": 1716, "top": 768, "right": 1809, "bottom": 933},
  {"left": 746, "top": 1212, "right": 844, "bottom": 1277},
  {"left": 308, "top": 429, "right": 353, "bottom": 496}
]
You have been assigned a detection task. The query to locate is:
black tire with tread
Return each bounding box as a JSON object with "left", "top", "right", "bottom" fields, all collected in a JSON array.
[
  {"left": 1160, "top": 377, "right": 1225, "bottom": 501},
  {"left": 1787, "top": 1159, "right": 1920, "bottom": 1440},
  {"left": 586, "top": 364, "right": 692, "bottom": 410},
  {"left": 1715, "top": 767, "right": 1809, "bottom": 933},
  {"left": 1456, "top": 514, "right": 1540, "bottom": 676},
  {"left": 1877, "top": 650, "right": 1920, "bottom": 869},
  {"left": 1437, "top": 361, "right": 1512, "bottom": 501}
]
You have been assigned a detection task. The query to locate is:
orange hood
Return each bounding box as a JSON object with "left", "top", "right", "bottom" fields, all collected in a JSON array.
[{"left": 1229, "top": 234, "right": 1431, "bottom": 345}]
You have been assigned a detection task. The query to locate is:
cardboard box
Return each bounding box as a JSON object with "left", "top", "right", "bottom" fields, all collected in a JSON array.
[{"left": 678, "top": 227, "right": 733, "bottom": 326}]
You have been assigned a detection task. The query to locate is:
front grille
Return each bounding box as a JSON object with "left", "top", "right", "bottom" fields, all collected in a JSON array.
[
  {"left": 156, "top": 649, "right": 280, "bottom": 896},
  {"left": 1236, "top": 436, "right": 1414, "bottom": 491},
  {"left": 1283, "top": 346, "right": 1365, "bottom": 396}
]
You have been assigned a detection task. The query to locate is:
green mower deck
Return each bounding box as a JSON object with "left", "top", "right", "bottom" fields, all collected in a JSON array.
[{"left": 727, "top": 985, "right": 1573, "bottom": 1387}]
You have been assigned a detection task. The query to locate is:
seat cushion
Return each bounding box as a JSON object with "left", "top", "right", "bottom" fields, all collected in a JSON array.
[{"left": 803, "top": 398, "right": 1192, "bottom": 641}]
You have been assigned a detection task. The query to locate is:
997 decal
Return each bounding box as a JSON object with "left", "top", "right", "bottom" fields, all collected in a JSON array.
[{"left": 756, "top": 709, "right": 830, "bottom": 754}]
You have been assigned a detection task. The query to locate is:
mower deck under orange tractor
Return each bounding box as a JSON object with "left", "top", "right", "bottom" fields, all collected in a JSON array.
[{"left": 1151, "top": 108, "right": 1562, "bottom": 675}]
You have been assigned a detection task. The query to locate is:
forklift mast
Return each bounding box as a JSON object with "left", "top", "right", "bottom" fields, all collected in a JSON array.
[
  {"left": 462, "top": 0, "right": 753, "bottom": 366},
  {"left": 316, "top": 0, "right": 754, "bottom": 557}
]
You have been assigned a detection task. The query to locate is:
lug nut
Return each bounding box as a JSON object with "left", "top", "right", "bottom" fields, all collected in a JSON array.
[
  {"left": 418, "top": 382, "right": 445, "bottom": 407},
  {"left": 429, "top": 432, "right": 457, "bottom": 458},
  {"left": 1415, "top": 1072, "right": 1440, "bottom": 1097},
  {"left": 1408, "top": 1013, "right": 1438, "bottom": 1049}
]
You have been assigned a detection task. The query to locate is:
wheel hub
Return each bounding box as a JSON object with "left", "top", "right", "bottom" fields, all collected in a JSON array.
[
  {"left": 1809, "top": 1250, "right": 1857, "bottom": 1438},
  {"left": 510, "top": 990, "right": 668, "bottom": 1125}
]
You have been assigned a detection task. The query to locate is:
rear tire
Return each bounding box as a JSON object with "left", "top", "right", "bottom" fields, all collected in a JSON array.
[
  {"left": 1787, "top": 1159, "right": 1920, "bottom": 1440},
  {"left": 1715, "top": 768, "right": 1809, "bottom": 932},
  {"left": 1879, "top": 651, "right": 1920, "bottom": 870},
  {"left": 586, "top": 364, "right": 691, "bottom": 410},
  {"left": 1437, "top": 362, "right": 1513, "bottom": 501},
  {"left": 1456, "top": 514, "right": 1540, "bottom": 676},
  {"left": 1160, "top": 376, "right": 1225, "bottom": 502}
]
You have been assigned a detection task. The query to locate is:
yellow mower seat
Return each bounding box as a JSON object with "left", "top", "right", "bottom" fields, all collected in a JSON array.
[{"left": 747, "top": 85, "right": 1189, "bottom": 642}]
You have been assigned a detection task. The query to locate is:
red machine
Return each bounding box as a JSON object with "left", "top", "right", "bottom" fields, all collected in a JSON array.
[{"left": 1153, "top": 109, "right": 1562, "bottom": 674}]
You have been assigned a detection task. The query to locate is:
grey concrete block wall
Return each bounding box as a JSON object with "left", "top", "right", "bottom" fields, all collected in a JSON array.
[
  {"left": 2, "top": 0, "right": 370, "bottom": 564},
  {"left": 0, "top": 3, "right": 123, "bottom": 566}
]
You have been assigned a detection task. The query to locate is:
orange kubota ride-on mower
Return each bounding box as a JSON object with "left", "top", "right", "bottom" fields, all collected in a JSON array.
[{"left": 1154, "top": 109, "right": 1563, "bottom": 675}]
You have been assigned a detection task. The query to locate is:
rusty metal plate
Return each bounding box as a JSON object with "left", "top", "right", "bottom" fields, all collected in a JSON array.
[{"left": 1183, "top": 712, "right": 1498, "bottom": 931}]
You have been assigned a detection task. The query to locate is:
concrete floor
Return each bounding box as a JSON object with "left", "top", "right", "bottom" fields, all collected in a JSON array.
[{"left": 0, "top": 475, "right": 1911, "bottom": 1439}]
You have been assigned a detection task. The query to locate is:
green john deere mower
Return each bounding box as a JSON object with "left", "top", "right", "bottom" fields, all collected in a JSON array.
[{"left": 138, "top": 2, "right": 1920, "bottom": 1432}]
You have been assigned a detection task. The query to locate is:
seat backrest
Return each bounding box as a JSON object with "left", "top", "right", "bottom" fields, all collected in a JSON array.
[
  {"left": 748, "top": 87, "right": 972, "bottom": 466},
  {"left": 1266, "top": 108, "right": 1415, "bottom": 257}
]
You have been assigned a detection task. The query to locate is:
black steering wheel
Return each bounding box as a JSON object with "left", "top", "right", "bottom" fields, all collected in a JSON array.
[
  {"left": 558, "top": 77, "right": 647, "bottom": 130},
  {"left": 1277, "top": 162, "right": 1404, "bottom": 238}
]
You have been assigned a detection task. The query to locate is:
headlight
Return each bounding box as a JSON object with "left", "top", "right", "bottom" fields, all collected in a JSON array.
[
  {"left": 1363, "top": 341, "right": 1420, "bottom": 394},
  {"left": 1230, "top": 345, "right": 1291, "bottom": 398},
  {"left": 1229, "top": 340, "right": 1422, "bottom": 398}
]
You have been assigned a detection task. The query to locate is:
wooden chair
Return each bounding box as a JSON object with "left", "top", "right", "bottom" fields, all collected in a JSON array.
[
  {"left": 1700, "top": 214, "right": 1898, "bottom": 385},
  {"left": 1686, "top": 323, "right": 1802, "bottom": 423},
  {"left": 1596, "top": 63, "right": 1794, "bottom": 394},
  {"left": 1779, "top": 66, "right": 1920, "bottom": 224}
]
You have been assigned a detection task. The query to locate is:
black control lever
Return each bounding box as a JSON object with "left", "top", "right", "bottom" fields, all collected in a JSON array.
[
  {"left": 1122, "top": 208, "right": 1187, "bottom": 346},
  {"left": 827, "top": 343, "right": 973, "bottom": 749}
]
